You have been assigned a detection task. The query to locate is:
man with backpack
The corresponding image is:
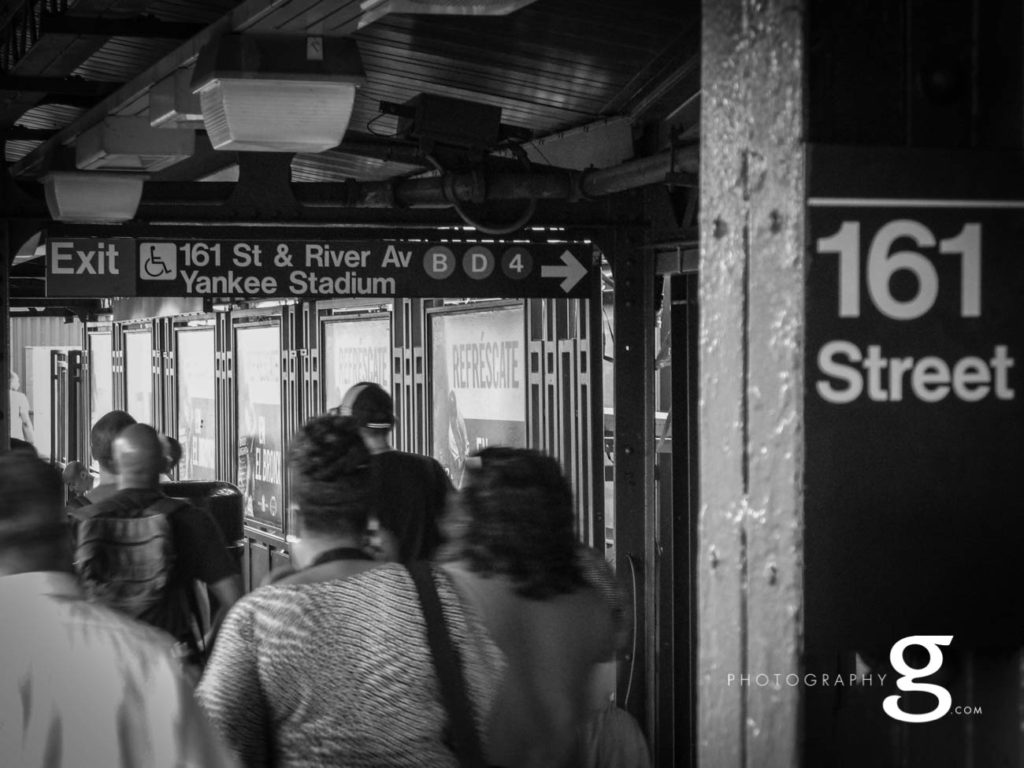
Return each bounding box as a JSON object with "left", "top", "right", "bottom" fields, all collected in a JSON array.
[{"left": 71, "top": 423, "right": 242, "bottom": 670}]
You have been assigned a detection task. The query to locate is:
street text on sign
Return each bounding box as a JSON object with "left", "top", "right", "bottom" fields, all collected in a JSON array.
[{"left": 813, "top": 218, "right": 1014, "bottom": 405}]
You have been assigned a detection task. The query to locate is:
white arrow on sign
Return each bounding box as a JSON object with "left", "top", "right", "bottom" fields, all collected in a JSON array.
[{"left": 541, "top": 250, "right": 587, "bottom": 293}]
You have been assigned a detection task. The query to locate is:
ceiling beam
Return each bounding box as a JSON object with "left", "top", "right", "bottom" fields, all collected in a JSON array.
[
  {"left": 0, "top": 75, "right": 124, "bottom": 96},
  {"left": 39, "top": 14, "right": 204, "bottom": 39}
]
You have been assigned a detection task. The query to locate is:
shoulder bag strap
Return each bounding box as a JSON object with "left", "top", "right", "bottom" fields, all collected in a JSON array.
[{"left": 408, "top": 561, "right": 487, "bottom": 768}]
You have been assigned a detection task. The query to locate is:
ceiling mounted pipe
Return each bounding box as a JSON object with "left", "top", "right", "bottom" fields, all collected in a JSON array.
[
  {"left": 580, "top": 145, "right": 698, "bottom": 197},
  {"left": 130, "top": 144, "right": 698, "bottom": 214}
]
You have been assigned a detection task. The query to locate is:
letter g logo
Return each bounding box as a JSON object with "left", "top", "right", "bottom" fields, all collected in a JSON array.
[{"left": 883, "top": 635, "right": 953, "bottom": 723}]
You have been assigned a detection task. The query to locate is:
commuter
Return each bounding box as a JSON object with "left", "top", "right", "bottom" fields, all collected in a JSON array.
[
  {"left": 67, "top": 409, "right": 136, "bottom": 509},
  {"left": 62, "top": 458, "right": 94, "bottom": 501},
  {"left": 71, "top": 423, "right": 243, "bottom": 674},
  {"left": 0, "top": 451, "right": 238, "bottom": 768},
  {"left": 338, "top": 381, "right": 451, "bottom": 563},
  {"left": 198, "top": 445, "right": 612, "bottom": 768},
  {"left": 9, "top": 370, "right": 35, "bottom": 445},
  {"left": 265, "top": 414, "right": 383, "bottom": 586},
  {"left": 160, "top": 433, "right": 183, "bottom": 481}
]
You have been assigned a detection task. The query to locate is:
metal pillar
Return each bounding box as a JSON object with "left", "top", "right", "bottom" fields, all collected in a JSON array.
[
  {"left": 0, "top": 223, "right": 10, "bottom": 452},
  {"left": 606, "top": 230, "right": 658, "bottom": 738},
  {"left": 699, "top": 0, "right": 806, "bottom": 765}
]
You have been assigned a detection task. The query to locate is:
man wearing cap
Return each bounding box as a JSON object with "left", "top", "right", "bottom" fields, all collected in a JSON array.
[
  {"left": 0, "top": 451, "right": 238, "bottom": 768},
  {"left": 338, "top": 381, "right": 452, "bottom": 563}
]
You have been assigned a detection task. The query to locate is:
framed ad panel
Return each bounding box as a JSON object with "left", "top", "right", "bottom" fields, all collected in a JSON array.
[
  {"left": 175, "top": 322, "right": 217, "bottom": 481},
  {"left": 122, "top": 323, "right": 153, "bottom": 424},
  {"left": 428, "top": 301, "right": 527, "bottom": 487},
  {"left": 233, "top": 314, "right": 285, "bottom": 532},
  {"left": 320, "top": 313, "right": 393, "bottom": 413},
  {"left": 86, "top": 325, "right": 113, "bottom": 459}
]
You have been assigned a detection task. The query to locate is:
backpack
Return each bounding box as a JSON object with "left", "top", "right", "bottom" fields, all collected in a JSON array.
[{"left": 71, "top": 496, "right": 183, "bottom": 619}]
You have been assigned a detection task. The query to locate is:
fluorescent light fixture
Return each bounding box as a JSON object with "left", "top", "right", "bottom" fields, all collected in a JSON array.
[
  {"left": 149, "top": 69, "right": 205, "bottom": 129},
  {"left": 360, "top": 0, "right": 539, "bottom": 26},
  {"left": 42, "top": 171, "right": 145, "bottom": 223},
  {"left": 191, "top": 35, "right": 366, "bottom": 153},
  {"left": 76, "top": 116, "right": 195, "bottom": 171}
]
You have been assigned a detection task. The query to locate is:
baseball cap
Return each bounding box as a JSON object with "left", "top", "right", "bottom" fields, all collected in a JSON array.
[{"left": 339, "top": 382, "right": 394, "bottom": 430}]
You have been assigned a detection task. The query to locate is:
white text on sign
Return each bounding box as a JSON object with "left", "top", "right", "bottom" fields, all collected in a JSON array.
[
  {"left": 814, "top": 219, "right": 1015, "bottom": 404},
  {"left": 51, "top": 241, "right": 121, "bottom": 275}
]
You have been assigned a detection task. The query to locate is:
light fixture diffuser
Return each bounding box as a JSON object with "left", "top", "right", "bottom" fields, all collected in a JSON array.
[
  {"left": 42, "top": 171, "right": 145, "bottom": 223},
  {"left": 191, "top": 35, "right": 366, "bottom": 153}
]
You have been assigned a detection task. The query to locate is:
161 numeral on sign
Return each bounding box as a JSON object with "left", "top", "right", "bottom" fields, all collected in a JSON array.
[{"left": 817, "top": 220, "right": 981, "bottom": 319}]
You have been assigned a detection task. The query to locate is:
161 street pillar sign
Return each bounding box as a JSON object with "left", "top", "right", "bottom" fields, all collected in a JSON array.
[
  {"left": 804, "top": 146, "right": 1024, "bottom": 652},
  {"left": 46, "top": 239, "right": 593, "bottom": 300}
]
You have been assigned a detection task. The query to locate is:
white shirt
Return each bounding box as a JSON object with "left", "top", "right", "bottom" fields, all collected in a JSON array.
[
  {"left": 0, "top": 571, "right": 237, "bottom": 768},
  {"left": 9, "top": 389, "right": 31, "bottom": 440}
]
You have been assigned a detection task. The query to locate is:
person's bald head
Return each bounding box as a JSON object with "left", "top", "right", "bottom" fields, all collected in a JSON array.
[{"left": 113, "top": 424, "right": 165, "bottom": 490}]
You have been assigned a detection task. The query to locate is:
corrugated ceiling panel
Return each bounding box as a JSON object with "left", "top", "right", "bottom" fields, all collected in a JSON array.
[
  {"left": 343, "top": 1, "right": 688, "bottom": 137},
  {"left": 242, "top": 0, "right": 364, "bottom": 33},
  {"left": 16, "top": 104, "right": 86, "bottom": 129},
  {"left": 4, "top": 140, "right": 42, "bottom": 162},
  {"left": 6, "top": 0, "right": 697, "bottom": 173},
  {"left": 291, "top": 150, "right": 423, "bottom": 182},
  {"left": 144, "top": 0, "right": 243, "bottom": 24},
  {"left": 72, "top": 38, "right": 179, "bottom": 80}
]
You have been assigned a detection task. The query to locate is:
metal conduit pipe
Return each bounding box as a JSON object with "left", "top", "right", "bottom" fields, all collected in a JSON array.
[
  {"left": 135, "top": 144, "right": 698, "bottom": 209},
  {"left": 581, "top": 144, "right": 698, "bottom": 196},
  {"left": 352, "top": 144, "right": 698, "bottom": 208}
]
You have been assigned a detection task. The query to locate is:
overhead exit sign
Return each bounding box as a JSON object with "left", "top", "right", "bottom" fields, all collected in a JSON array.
[{"left": 46, "top": 238, "right": 593, "bottom": 300}]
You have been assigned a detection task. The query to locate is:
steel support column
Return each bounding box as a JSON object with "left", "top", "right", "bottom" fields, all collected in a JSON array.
[
  {"left": 606, "top": 230, "right": 658, "bottom": 738},
  {"left": 0, "top": 223, "right": 10, "bottom": 451},
  {"left": 699, "top": 0, "right": 806, "bottom": 765}
]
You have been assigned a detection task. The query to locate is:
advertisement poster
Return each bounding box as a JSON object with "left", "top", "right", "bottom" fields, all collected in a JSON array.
[
  {"left": 123, "top": 330, "right": 153, "bottom": 424},
  {"left": 430, "top": 304, "right": 526, "bottom": 487},
  {"left": 235, "top": 324, "right": 283, "bottom": 528},
  {"left": 322, "top": 317, "right": 391, "bottom": 411},
  {"left": 176, "top": 328, "right": 216, "bottom": 481},
  {"left": 89, "top": 332, "right": 113, "bottom": 441}
]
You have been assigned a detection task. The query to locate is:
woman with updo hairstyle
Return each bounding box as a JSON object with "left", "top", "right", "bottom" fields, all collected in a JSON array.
[
  {"left": 198, "top": 442, "right": 613, "bottom": 768},
  {"left": 270, "top": 413, "right": 380, "bottom": 585}
]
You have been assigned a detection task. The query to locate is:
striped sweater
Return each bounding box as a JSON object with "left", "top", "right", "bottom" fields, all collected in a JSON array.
[{"left": 196, "top": 563, "right": 505, "bottom": 768}]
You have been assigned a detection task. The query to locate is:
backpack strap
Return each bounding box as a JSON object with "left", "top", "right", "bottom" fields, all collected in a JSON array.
[
  {"left": 147, "top": 496, "right": 209, "bottom": 659},
  {"left": 408, "top": 561, "right": 487, "bottom": 768}
]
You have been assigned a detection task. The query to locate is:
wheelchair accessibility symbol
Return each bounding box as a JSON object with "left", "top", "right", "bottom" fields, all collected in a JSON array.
[{"left": 139, "top": 242, "right": 177, "bottom": 280}]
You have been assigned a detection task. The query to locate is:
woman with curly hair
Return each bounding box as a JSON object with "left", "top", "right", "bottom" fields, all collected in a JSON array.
[
  {"left": 439, "top": 447, "right": 617, "bottom": 767},
  {"left": 198, "top": 439, "right": 613, "bottom": 768},
  {"left": 265, "top": 413, "right": 380, "bottom": 586}
]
